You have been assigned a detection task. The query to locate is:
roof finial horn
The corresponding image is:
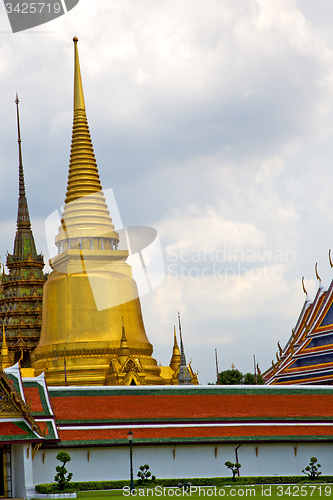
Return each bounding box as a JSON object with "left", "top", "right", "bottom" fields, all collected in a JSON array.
[
  {"left": 302, "top": 277, "right": 308, "bottom": 297},
  {"left": 329, "top": 249, "right": 333, "bottom": 269}
]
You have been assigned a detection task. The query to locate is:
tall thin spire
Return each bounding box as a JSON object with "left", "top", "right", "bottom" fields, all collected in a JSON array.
[
  {"left": 178, "top": 311, "right": 186, "bottom": 365},
  {"left": 56, "top": 37, "right": 118, "bottom": 250},
  {"left": 177, "top": 312, "right": 192, "bottom": 385},
  {"left": 15, "top": 94, "right": 31, "bottom": 230},
  {"left": 1, "top": 96, "right": 46, "bottom": 368}
]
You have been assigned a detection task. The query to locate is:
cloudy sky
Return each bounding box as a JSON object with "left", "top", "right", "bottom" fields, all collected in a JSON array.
[{"left": 1, "top": 0, "right": 333, "bottom": 384}]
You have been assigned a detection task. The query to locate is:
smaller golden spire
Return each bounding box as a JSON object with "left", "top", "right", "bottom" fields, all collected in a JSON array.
[
  {"left": 118, "top": 317, "right": 130, "bottom": 366},
  {"left": 1, "top": 325, "right": 12, "bottom": 370},
  {"left": 170, "top": 325, "right": 181, "bottom": 372}
]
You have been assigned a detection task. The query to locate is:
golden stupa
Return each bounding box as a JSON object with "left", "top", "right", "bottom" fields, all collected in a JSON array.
[{"left": 31, "top": 38, "right": 164, "bottom": 386}]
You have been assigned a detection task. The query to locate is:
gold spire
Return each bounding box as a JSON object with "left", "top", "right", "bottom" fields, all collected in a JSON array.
[
  {"left": 170, "top": 325, "right": 181, "bottom": 372},
  {"left": 33, "top": 37, "right": 164, "bottom": 387},
  {"left": 55, "top": 37, "right": 118, "bottom": 249}
]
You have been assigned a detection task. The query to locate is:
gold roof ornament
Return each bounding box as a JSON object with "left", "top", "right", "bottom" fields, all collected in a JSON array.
[
  {"left": 329, "top": 249, "right": 333, "bottom": 268},
  {"left": 302, "top": 277, "right": 308, "bottom": 296},
  {"left": 278, "top": 341, "right": 283, "bottom": 357},
  {"left": 315, "top": 263, "right": 321, "bottom": 283}
]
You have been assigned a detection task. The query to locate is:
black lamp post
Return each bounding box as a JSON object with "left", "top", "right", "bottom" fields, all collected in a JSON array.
[{"left": 127, "top": 429, "right": 134, "bottom": 491}]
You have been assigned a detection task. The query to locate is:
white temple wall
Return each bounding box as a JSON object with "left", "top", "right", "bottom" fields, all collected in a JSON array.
[
  {"left": 32, "top": 442, "right": 333, "bottom": 487},
  {"left": 11, "top": 443, "right": 34, "bottom": 498}
]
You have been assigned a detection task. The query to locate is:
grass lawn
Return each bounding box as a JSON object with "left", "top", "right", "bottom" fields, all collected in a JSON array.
[{"left": 77, "top": 483, "right": 333, "bottom": 500}]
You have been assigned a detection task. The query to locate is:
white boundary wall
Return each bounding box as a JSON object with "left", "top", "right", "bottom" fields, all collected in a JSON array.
[{"left": 32, "top": 442, "right": 333, "bottom": 486}]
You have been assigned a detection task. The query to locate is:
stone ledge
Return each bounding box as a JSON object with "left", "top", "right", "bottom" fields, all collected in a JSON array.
[{"left": 33, "top": 493, "right": 77, "bottom": 499}]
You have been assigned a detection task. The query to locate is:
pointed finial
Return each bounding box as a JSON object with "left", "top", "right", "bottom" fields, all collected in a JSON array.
[
  {"left": 119, "top": 316, "right": 130, "bottom": 365},
  {"left": 178, "top": 311, "right": 186, "bottom": 365},
  {"left": 329, "top": 250, "right": 333, "bottom": 269},
  {"left": 73, "top": 36, "right": 85, "bottom": 111},
  {"left": 15, "top": 94, "right": 31, "bottom": 230},
  {"left": 302, "top": 277, "right": 308, "bottom": 296},
  {"left": 315, "top": 263, "right": 321, "bottom": 283},
  {"left": 278, "top": 341, "right": 283, "bottom": 357},
  {"left": 15, "top": 93, "right": 23, "bottom": 182},
  {"left": 121, "top": 316, "right": 126, "bottom": 341}
]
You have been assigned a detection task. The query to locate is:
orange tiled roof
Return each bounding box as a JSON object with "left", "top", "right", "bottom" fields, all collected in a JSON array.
[
  {"left": 0, "top": 422, "right": 28, "bottom": 435},
  {"left": 49, "top": 393, "right": 333, "bottom": 422},
  {"left": 24, "top": 387, "right": 44, "bottom": 412},
  {"left": 46, "top": 387, "right": 333, "bottom": 447}
]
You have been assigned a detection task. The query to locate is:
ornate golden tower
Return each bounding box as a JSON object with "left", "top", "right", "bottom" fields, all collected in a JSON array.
[
  {"left": 32, "top": 38, "right": 164, "bottom": 386},
  {"left": 0, "top": 96, "right": 46, "bottom": 368}
]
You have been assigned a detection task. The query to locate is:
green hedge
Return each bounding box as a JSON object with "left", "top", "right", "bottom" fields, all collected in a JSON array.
[{"left": 35, "top": 476, "right": 333, "bottom": 493}]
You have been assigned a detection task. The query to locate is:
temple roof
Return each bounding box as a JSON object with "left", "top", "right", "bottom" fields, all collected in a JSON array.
[
  {"left": 4, "top": 363, "right": 59, "bottom": 442},
  {"left": 0, "top": 363, "right": 53, "bottom": 444},
  {"left": 45, "top": 385, "right": 333, "bottom": 447},
  {"left": 264, "top": 279, "right": 333, "bottom": 384}
]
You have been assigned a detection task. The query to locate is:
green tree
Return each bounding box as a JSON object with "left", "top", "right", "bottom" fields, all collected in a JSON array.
[
  {"left": 218, "top": 369, "right": 243, "bottom": 385},
  {"left": 243, "top": 372, "right": 265, "bottom": 385},
  {"left": 224, "top": 461, "right": 241, "bottom": 481},
  {"left": 137, "top": 464, "right": 156, "bottom": 484},
  {"left": 54, "top": 450, "right": 73, "bottom": 491},
  {"left": 217, "top": 369, "right": 264, "bottom": 385},
  {"left": 302, "top": 457, "right": 322, "bottom": 480}
]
